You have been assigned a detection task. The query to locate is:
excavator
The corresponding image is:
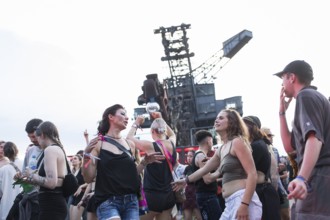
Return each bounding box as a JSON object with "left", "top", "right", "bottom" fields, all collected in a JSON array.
[{"left": 134, "top": 23, "right": 252, "bottom": 157}]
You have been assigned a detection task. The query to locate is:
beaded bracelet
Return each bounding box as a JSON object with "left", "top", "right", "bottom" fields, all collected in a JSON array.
[{"left": 296, "top": 175, "right": 312, "bottom": 193}]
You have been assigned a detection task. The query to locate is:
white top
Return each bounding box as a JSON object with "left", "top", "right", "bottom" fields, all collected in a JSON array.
[
  {"left": 174, "top": 163, "right": 187, "bottom": 179},
  {"left": 22, "top": 145, "right": 43, "bottom": 172},
  {"left": 0, "top": 163, "right": 23, "bottom": 220}
]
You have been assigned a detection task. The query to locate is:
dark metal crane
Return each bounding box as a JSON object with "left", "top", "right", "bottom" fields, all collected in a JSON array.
[{"left": 136, "top": 24, "right": 252, "bottom": 146}]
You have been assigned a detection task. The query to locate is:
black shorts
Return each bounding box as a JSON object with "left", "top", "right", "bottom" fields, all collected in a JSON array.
[
  {"left": 71, "top": 191, "right": 84, "bottom": 206},
  {"left": 144, "top": 190, "right": 176, "bottom": 213},
  {"left": 86, "top": 195, "right": 97, "bottom": 213}
]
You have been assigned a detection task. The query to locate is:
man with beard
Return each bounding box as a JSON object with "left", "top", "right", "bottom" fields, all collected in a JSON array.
[{"left": 7, "top": 118, "right": 43, "bottom": 220}]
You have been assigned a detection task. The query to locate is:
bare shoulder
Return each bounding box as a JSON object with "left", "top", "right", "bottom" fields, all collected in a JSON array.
[
  {"left": 231, "top": 137, "right": 249, "bottom": 153},
  {"left": 45, "top": 145, "right": 62, "bottom": 154},
  {"left": 195, "top": 151, "right": 205, "bottom": 161}
]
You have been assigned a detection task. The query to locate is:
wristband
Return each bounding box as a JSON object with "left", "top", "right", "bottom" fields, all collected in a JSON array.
[
  {"left": 132, "top": 123, "right": 143, "bottom": 132},
  {"left": 241, "top": 201, "right": 249, "bottom": 206},
  {"left": 84, "top": 152, "right": 100, "bottom": 161},
  {"left": 295, "top": 175, "right": 306, "bottom": 182},
  {"left": 185, "top": 176, "right": 191, "bottom": 184},
  {"left": 279, "top": 112, "right": 285, "bottom": 116},
  {"left": 296, "top": 175, "right": 312, "bottom": 193}
]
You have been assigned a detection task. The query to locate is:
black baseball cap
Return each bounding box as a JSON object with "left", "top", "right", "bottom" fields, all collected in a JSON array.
[
  {"left": 274, "top": 60, "right": 314, "bottom": 81},
  {"left": 243, "top": 115, "right": 261, "bottom": 129}
]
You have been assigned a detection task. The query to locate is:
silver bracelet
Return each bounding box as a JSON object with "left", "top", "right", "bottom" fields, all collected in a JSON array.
[
  {"left": 140, "top": 159, "right": 148, "bottom": 166},
  {"left": 28, "top": 173, "right": 34, "bottom": 183}
]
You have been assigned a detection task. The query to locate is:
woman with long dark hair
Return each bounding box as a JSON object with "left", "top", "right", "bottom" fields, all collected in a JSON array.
[
  {"left": 243, "top": 116, "right": 281, "bottom": 220},
  {"left": 25, "top": 121, "right": 68, "bottom": 220},
  {"left": 82, "top": 104, "right": 152, "bottom": 220},
  {"left": 182, "top": 150, "right": 202, "bottom": 220}
]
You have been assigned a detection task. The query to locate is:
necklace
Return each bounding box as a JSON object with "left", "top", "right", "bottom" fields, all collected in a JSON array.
[{"left": 105, "top": 134, "right": 122, "bottom": 140}]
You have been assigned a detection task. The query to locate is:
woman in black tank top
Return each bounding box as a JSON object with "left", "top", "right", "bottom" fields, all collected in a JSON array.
[
  {"left": 24, "top": 121, "right": 68, "bottom": 220},
  {"left": 82, "top": 104, "right": 144, "bottom": 220},
  {"left": 127, "top": 111, "right": 176, "bottom": 220}
]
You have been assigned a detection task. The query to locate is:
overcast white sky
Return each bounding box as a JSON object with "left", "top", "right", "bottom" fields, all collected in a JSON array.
[{"left": 1, "top": 1, "right": 330, "bottom": 158}]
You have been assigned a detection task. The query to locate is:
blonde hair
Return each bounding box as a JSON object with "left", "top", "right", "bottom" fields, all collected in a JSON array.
[{"left": 150, "top": 118, "right": 167, "bottom": 134}]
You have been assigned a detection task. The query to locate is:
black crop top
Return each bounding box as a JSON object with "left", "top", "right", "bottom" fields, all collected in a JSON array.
[
  {"left": 192, "top": 151, "right": 218, "bottom": 193},
  {"left": 251, "top": 139, "right": 271, "bottom": 178}
]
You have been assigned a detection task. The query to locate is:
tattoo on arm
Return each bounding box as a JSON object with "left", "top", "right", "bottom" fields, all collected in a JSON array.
[
  {"left": 38, "top": 176, "right": 46, "bottom": 186},
  {"left": 47, "top": 171, "right": 54, "bottom": 180}
]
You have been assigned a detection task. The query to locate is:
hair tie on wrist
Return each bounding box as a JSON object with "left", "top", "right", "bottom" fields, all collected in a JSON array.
[{"left": 241, "top": 201, "right": 249, "bottom": 206}]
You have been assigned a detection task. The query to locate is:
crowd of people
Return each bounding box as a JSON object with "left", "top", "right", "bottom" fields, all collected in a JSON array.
[{"left": 1, "top": 60, "right": 330, "bottom": 220}]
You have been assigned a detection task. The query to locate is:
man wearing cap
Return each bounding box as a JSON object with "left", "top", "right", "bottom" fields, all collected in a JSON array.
[{"left": 274, "top": 60, "right": 330, "bottom": 219}]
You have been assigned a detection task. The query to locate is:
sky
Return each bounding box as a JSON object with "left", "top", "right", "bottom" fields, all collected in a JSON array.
[{"left": 1, "top": 1, "right": 330, "bottom": 159}]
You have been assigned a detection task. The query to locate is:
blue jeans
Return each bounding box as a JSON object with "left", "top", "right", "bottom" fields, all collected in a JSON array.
[
  {"left": 196, "top": 192, "right": 222, "bottom": 220},
  {"left": 96, "top": 194, "right": 138, "bottom": 220}
]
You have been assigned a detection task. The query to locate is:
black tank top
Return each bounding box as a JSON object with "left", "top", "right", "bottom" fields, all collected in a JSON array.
[
  {"left": 37, "top": 148, "right": 63, "bottom": 192},
  {"left": 251, "top": 139, "right": 271, "bottom": 177},
  {"left": 143, "top": 142, "right": 176, "bottom": 192},
  {"left": 94, "top": 148, "right": 140, "bottom": 208},
  {"left": 192, "top": 151, "right": 218, "bottom": 193}
]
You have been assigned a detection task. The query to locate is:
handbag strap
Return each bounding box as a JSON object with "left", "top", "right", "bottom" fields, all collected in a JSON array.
[
  {"left": 156, "top": 140, "right": 178, "bottom": 180},
  {"left": 156, "top": 140, "right": 175, "bottom": 165},
  {"left": 103, "top": 136, "right": 135, "bottom": 161},
  {"left": 58, "top": 146, "right": 71, "bottom": 174},
  {"left": 9, "top": 162, "right": 21, "bottom": 173}
]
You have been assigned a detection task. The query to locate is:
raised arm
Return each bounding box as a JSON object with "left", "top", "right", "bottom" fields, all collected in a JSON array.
[
  {"left": 81, "top": 137, "right": 100, "bottom": 183},
  {"left": 279, "top": 87, "right": 294, "bottom": 153},
  {"left": 126, "top": 115, "right": 155, "bottom": 153}
]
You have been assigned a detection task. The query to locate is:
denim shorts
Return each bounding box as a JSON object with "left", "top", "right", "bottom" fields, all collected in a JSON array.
[{"left": 96, "top": 194, "right": 138, "bottom": 220}]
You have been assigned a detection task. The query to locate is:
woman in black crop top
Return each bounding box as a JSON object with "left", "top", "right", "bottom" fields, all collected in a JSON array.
[
  {"left": 24, "top": 121, "right": 68, "bottom": 220},
  {"left": 243, "top": 116, "right": 281, "bottom": 220}
]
